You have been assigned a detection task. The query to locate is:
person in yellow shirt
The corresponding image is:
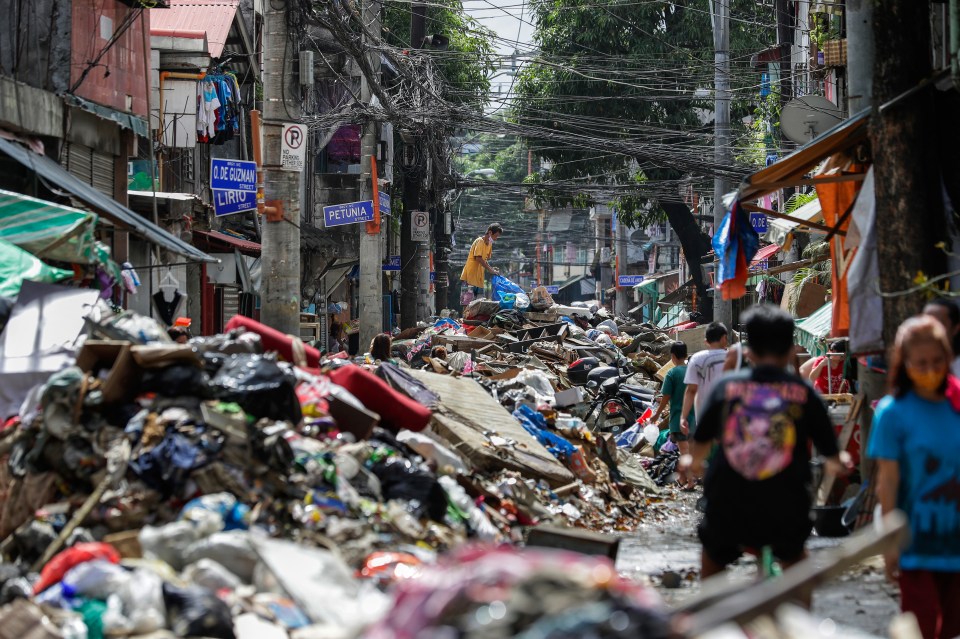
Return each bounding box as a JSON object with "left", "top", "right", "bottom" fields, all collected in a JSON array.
[{"left": 459, "top": 223, "right": 503, "bottom": 297}]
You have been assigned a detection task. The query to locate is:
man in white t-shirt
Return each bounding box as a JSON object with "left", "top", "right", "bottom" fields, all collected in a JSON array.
[{"left": 680, "top": 322, "right": 729, "bottom": 435}]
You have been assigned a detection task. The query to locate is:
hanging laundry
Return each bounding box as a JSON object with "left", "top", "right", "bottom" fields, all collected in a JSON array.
[
  {"left": 196, "top": 73, "right": 243, "bottom": 145},
  {"left": 712, "top": 199, "right": 760, "bottom": 301},
  {"left": 196, "top": 80, "right": 221, "bottom": 142}
]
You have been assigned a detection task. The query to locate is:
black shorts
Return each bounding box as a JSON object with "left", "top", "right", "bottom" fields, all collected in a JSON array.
[
  {"left": 698, "top": 502, "right": 812, "bottom": 567},
  {"left": 669, "top": 431, "right": 688, "bottom": 443}
]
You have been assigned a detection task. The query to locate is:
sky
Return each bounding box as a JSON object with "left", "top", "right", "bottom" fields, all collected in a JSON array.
[{"left": 462, "top": 0, "right": 534, "bottom": 103}]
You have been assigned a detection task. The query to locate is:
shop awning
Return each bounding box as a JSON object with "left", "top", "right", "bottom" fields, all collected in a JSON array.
[
  {"left": 750, "top": 243, "right": 781, "bottom": 267},
  {"left": 765, "top": 198, "right": 824, "bottom": 245},
  {"left": 0, "top": 137, "right": 216, "bottom": 263},
  {"left": 192, "top": 229, "right": 261, "bottom": 257},
  {"left": 795, "top": 302, "right": 833, "bottom": 356},
  {"left": 738, "top": 108, "right": 871, "bottom": 203},
  {"left": 0, "top": 189, "right": 100, "bottom": 264}
]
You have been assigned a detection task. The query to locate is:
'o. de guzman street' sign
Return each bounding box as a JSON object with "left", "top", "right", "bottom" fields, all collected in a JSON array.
[
  {"left": 211, "top": 158, "right": 258, "bottom": 217},
  {"left": 323, "top": 200, "right": 375, "bottom": 227}
]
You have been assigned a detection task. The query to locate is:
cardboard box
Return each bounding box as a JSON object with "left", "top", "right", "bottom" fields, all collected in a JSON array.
[{"left": 75, "top": 340, "right": 140, "bottom": 404}]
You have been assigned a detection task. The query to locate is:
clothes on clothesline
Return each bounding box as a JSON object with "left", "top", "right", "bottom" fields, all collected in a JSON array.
[
  {"left": 755, "top": 276, "right": 785, "bottom": 305},
  {"left": 197, "top": 73, "right": 242, "bottom": 145}
]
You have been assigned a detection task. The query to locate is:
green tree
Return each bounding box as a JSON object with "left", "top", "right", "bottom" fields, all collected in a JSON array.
[{"left": 516, "top": 0, "right": 772, "bottom": 314}]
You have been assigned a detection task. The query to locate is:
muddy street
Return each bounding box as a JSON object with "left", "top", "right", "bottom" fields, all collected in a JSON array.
[{"left": 616, "top": 487, "right": 901, "bottom": 637}]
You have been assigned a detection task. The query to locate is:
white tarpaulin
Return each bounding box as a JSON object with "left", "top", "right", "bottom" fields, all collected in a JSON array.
[
  {"left": 845, "top": 168, "right": 883, "bottom": 353},
  {"left": 765, "top": 198, "right": 824, "bottom": 246},
  {"left": 0, "top": 281, "right": 99, "bottom": 418}
]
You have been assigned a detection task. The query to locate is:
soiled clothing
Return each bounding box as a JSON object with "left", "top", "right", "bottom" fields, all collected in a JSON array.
[
  {"left": 459, "top": 236, "right": 492, "bottom": 288},
  {"left": 868, "top": 391, "right": 960, "bottom": 572},
  {"left": 694, "top": 365, "right": 839, "bottom": 566},
  {"left": 684, "top": 348, "right": 728, "bottom": 416}
]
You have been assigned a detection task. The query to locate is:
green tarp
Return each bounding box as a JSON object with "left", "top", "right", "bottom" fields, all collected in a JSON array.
[
  {"left": 0, "top": 237, "right": 72, "bottom": 297},
  {"left": 0, "top": 189, "right": 119, "bottom": 279},
  {"left": 795, "top": 302, "right": 833, "bottom": 356}
]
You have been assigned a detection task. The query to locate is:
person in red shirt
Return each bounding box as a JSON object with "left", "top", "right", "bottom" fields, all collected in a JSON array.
[{"left": 800, "top": 339, "right": 849, "bottom": 394}]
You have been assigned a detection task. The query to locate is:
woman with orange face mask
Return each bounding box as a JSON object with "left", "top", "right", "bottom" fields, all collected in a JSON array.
[{"left": 868, "top": 315, "right": 960, "bottom": 639}]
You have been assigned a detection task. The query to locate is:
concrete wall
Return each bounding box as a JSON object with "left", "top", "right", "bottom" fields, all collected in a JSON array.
[{"left": 0, "top": 0, "right": 72, "bottom": 94}]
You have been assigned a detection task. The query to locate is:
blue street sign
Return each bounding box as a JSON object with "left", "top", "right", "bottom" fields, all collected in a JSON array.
[
  {"left": 750, "top": 212, "right": 769, "bottom": 234},
  {"left": 210, "top": 159, "right": 257, "bottom": 192},
  {"left": 379, "top": 192, "right": 391, "bottom": 217},
  {"left": 212, "top": 188, "right": 257, "bottom": 217},
  {"left": 323, "top": 200, "right": 375, "bottom": 227},
  {"left": 382, "top": 255, "right": 401, "bottom": 271},
  {"left": 618, "top": 274, "right": 645, "bottom": 287},
  {"left": 545, "top": 285, "right": 560, "bottom": 295}
]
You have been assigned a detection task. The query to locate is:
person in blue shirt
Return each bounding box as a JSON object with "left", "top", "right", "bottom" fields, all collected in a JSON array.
[{"left": 868, "top": 315, "right": 960, "bottom": 639}]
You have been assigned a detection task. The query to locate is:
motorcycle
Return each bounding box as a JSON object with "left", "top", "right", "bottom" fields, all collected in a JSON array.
[{"left": 570, "top": 356, "right": 657, "bottom": 434}]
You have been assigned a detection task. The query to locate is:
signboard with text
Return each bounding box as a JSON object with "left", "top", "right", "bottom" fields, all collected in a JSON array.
[
  {"left": 323, "top": 200, "right": 374, "bottom": 227},
  {"left": 211, "top": 158, "right": 257, "bottom": 217},
  {"left": 618, "top": 274, "right": 645, "bottom": 287},
  {"left": 545, "top": 285, "right": 560, "bottom": 295},
  {"left": 280, "top": 123, "right": 306, "bottom": 171},
  {"left": 750, "top": 212, "right": 769, "bottom": 234},
  {"left": 382, "top": 255, "right": 401, "bottom": 271},
  {"left": 379, "top": 192, "right": 391, "bottom": 217},
  {"left": 213, "top": 189, "right": 258, "bottom": 217},
  {"left": 410, "top": 210, "right": 429, "bottom": 243}
]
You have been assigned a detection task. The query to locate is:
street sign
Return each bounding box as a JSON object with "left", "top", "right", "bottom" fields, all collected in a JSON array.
[
  {"left": 379, "top": 191, "right": 391, "bottom": 217},
  {"left": 411, "top": 210, "right": 429, "bottom": 243},
  {"left": 382, "top": 255, "right": 401, "bottom": 271},
  {"left": 618, "top": 274, "right": 645, "bottom": 287},
  {"left": 750, "top": 212, "right": 768, "bottom": 234},
  {"left": 210, "top": 159, "right": 256, "bottom": 192},
  {"left": 212, "top": 188, "right": 258, "bottom": 217},
  {"left": 323, "top": 200, "right": 374, "bottom": 227},
  {"left": 280, "top": 123, "right": 306, "bottom": 172},
  {"left": 545, "top": 285, "right": 560, "bottom": 295}
]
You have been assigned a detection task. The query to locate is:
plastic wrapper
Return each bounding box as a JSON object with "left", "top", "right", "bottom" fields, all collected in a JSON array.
[
  {"left": 179, "top": 492, "right": 250, "bottom": 531},
  {"left": 182, "top": 559, "right": 243, "bottom": 591}
]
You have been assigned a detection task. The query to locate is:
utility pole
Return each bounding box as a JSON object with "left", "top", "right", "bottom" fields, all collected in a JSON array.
[
  {"left": 711, "top": 0, "right": 732, "bottom": 328},
  {"left": 259, "top": 1, "right": 302, "bottom": 335},
  {"left": 400, "top": 4, "right": 427, "bottom": 328},
  {"left": 358, "top": 0, "right": 383, "bottom": 349},
  {"left": 615, "top": 214, "right": 629, "bottom": 315},
  {"left": 846, "top": 0, "right": 875, "bottom": 114},
  {"left": 434, "top": 205, "right": 450, "bottom": 313}
]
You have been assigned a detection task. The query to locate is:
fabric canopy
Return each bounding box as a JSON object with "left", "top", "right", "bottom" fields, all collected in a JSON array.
[
  {"left": 750, "top": 243, "right": 781, "bottom": 266},
  {"left": 738, "top": 108, "right": 870, "bottom": 203},
  {"left": 0, "top": 189, "right": 104, "bottom": 264},
  {"left": 0, "top": 237, "right": 73, "bottom": 298},
  {"left": 0, "top": 138, "right": 216, "bottom": 263},
  {"left": 795, "top": 302, "right": 833, "bottom": 357},
  {"left": 765, "top": 198, "right": 824, "bottom": 245}
]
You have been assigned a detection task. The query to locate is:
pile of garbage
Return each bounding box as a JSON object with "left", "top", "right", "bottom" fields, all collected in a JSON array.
[{"left": 0, "top": 282, "right": 684, "bottom": 639}]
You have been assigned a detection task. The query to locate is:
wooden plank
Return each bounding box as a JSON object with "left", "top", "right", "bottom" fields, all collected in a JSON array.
[
  {"left": 406, "top": 369, "right": 575, "bottom": 487},
  {"left": 678, "top": 511, "right": 908, "bottom": 633}
]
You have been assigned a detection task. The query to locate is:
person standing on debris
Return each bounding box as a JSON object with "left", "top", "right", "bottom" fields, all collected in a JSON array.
[
  {"left": 680, "top": 322, "right": 729, "bottom": 436},
  {"left": 685, "top": 305, "right": 847, "bottom": 600},
  {"left": 923, "top": 298, "right": 960, "bottom": 378},
  {"left": 799, "top": 339, "right": 850, "bottom": 394},
  {"left": 459, "top": 223, "right": 503, "bottom": 298},
  {"left": 868, "top": 316, "right": 960, "bottom": 639},
  {"left": 652, "top": 341, "right": 697, "bottom": 490}
]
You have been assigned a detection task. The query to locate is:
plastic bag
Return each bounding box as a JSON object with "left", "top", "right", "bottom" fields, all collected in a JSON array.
[
  {"left": 396, "top": 431, "right": 468, "bottom": 475},
  {"left": 491, "top": 275, "right": 530, "bottom": 310},
  {"left": 61, "top": 560, "right": 128, "bottom": 600},
  {"left": 182, "top": 559, "right": 243, "bottom": 592},
  {"left": 139, "top": 521, "right": 216, "bottom": 570},
  {"left": 368, "top": 457, "right": 448, "bottom": 522},
  {"left": 162, "top": 582, "right": 236, "bottom": 639},
  {"left": 514, "top": 370, "right": 556, "bottom": 402},
  {"left": 33, "top": 543, "right": 121, "bottom": 595},
  {"left": 182, "top": 531, "right": 258, "bottom": 584},
  {"left": 209, "top": 354, "right": 302, "bottom": 423}
]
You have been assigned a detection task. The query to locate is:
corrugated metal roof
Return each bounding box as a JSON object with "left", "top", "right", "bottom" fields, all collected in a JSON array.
[
  {"left": 193, "top": 229, "right": 261, "bottom": 255},
  {"left": 150, "top": 1, "right": 240, "bottom": 59},
  {"left": 750, "top": 243, "right": 781, "bottom": 265}
]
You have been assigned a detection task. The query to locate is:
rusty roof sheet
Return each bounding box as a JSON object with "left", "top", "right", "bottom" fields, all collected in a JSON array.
[{"left": 150, "top": 1, "right": 240, "bottom": 59}]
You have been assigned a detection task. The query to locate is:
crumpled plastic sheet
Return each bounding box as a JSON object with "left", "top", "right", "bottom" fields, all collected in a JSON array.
[
  {"left": 512, "top": 404, "right": 575, "bottom": 461},
  {"left": 377, "top": 362, "right": 440, "bottom": 410}
]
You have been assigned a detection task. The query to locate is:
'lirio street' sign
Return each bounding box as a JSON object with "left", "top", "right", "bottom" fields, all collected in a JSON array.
[
  {"left": 213, "top": 189, "right": 257, "bottom": 217},
  {"left": 379, "top": 192, "right": 391, "bottom": 217},
  {"left": 545, "top": 285, "right": 560, "bottom": 294},
  {"left": 323, "top": 200, "right": 375, "bottom": 227},
  {"left": 210, "top": 159, "right": 257, "bottom": 192},
  {"left": 618, "top": 274, "right": 645, "bottom": 287}
]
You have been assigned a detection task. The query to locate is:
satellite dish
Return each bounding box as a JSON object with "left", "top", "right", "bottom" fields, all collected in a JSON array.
[{"left": 780, "top": 95, "right": 844, "bottom": 144}]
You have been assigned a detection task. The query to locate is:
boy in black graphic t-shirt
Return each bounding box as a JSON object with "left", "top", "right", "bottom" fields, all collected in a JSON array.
[{"left": 685, "top": 305, "right": 849, "bottom": 603}]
